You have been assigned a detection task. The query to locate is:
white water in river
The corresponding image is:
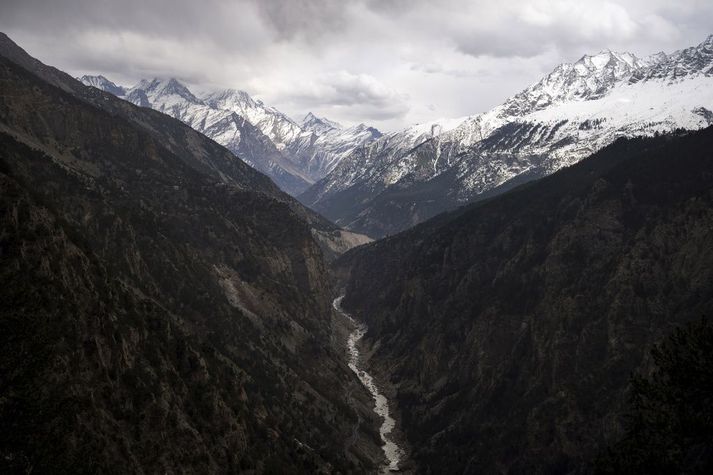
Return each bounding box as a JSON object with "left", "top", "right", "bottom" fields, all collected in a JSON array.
[{"left": 333, "top": 296, "right": 404, "bottom": 473}]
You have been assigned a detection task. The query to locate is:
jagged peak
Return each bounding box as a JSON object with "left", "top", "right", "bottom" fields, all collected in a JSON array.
[
  {"left": 134, "top": 77, "right": 160, "bottom": 90},
  {"left": 135, "top": 77, "right": 176, "bottom": 90},
  {"left": 303, "top": 111, "right": 320, "bottom": 122},
  {"left": 132, "top": 77, "right": 201, "bottom": 104},
  {"left": 353, "top": 124, "right": 383, "bottom": 137},
  {"left": 78, "top": 74, "right": 126, "bottom": 96},
  {"left": 574, "top": 49, "right": 641, "bottom": 71},
  {"left": 350, "top": 123, "right": 373, "bottom": 132},
  {"left": 203, "top": 88, "right": 287, "bottom": 118},
  {"left": 79, "top": 73, "right": 111, "bottom": 83},
  {"left": 645, "top": 51, "right": 669, "bottom": 65},
  {"left": 302, "top": 112, "right": 342, "bottom": 131},
  {"left": 206, "top": 88, "right": 254, "bottom": 103}
]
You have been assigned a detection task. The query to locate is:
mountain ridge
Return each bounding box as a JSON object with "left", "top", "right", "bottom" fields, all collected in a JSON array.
[
  {"left": 79, "top": 75, "right": 383, "bottom": 194},
  {"left": 302, "top": 34, "right": 713, "bottom": 238}
]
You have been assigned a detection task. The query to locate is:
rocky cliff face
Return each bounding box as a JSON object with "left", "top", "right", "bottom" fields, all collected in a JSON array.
[
  {"left": 0, "top": 34, "right": 382, "bottom": 473},
  {"left": 336, "top": 127, "right": 713, "bottom": 473},
  {"left": 304, "top": 35, "right": 713, "bottom": 238}
]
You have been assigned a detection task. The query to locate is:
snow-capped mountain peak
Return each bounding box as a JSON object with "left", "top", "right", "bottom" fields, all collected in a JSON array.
[
  {"left": 302, "top": 112, "right": 343, "bottom": 134},
  {"left": 498, "top": 49, "right": 649, "bottom": 118},
  {"left": 633, "top": 35, "right": 713, "bottom": 83},
  {"left": 302, "top": 111, "right": 321, "bottom": 123},
  {"left": 352, "top": 123, "right": 381, "bottom": 135},
  {"left": 132, "top": 77, "right": 202, "bottom": 104},
  {"left": 78, "top": 73, "right": 382, "bottom": 190},
  {"left": 205, "top": 88, "right": 257, "bottom": 110},
  {"left": 78, "top": 75, "right": 126, "bottom": 96},
  {"left": 302, "top": 34, "right": 713, "bottom": 238},
  {"left": 204, "top": 88, "right": 297, "bottom": 124},
  {"left": 645, "top": 51, "right": 669, "bottom": 65},
  {"left": 678, "top": 34, "right": 713, "bottom": 72},
  {"left": 203, "top": 88, "right": 303, "bottom": 148}
]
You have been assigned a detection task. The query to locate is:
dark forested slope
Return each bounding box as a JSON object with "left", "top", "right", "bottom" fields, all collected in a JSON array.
[
  {"left": 0, "top": 36, "right": 381, "bottom": 473},
  {"left": 337, "top": 127, "right": 713, "bottom": 473}
]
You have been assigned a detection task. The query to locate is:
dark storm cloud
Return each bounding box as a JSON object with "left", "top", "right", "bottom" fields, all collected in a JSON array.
[
  {"left": 0, "top": 0, "right": 270, "bottom": 49},
  {"left": 254, "top": 0, "right": 352, "bottom": 40},
  {"left": 1, "top": 0, "right": 711, "bottom": 130}
]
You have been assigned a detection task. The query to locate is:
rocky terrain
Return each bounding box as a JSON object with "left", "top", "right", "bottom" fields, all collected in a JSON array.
[
  {"left": 336, "top": 127, "right": 713, "bottom": 473},
  {"left": 0, "top": 33, "right": 383, "bottom": 473},
  {"left": 303, "top": 35, "right": 713, "bottom": 238}
]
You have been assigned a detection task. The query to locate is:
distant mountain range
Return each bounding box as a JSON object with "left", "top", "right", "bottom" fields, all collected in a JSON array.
[
  {"left": 302, "top": 35, "right": 713, "bottom": 237},
  {"left": 78, "top": 75, "right": 382, "bottom": 195},
  {"left": 80, "top": 36, "right": 713, "bottom": 239}
]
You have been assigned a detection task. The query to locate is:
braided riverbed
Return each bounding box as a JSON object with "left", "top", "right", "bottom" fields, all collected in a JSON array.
[{"left": 333, "top": 296, "right": 404, "bottom": 473}]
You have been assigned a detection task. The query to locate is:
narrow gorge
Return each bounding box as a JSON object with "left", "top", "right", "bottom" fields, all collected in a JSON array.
[{"left": 333, "top": 296, "right": 406, "bottom": 473}]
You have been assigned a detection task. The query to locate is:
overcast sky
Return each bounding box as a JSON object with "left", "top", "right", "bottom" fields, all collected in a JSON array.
[{"left": 2, "top": 0, "right": 712, "bottom": 131}]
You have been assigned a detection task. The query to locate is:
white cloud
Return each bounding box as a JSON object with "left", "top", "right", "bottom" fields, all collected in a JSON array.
[{"left": 1, "top": 0, "right": 711, "bottom": 131}]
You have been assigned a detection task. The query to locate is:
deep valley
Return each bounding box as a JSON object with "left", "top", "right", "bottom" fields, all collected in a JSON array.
[{"left": 2, "top": 13, "right": 713, "bottom": 475}]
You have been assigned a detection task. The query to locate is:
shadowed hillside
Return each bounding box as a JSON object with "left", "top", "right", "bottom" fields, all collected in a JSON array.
[
  {"left": 0, "top": 35, "right": 382, "bottom": 473},
  {"left": 336, "top": 127, "right": 713, "bottom": 473}
]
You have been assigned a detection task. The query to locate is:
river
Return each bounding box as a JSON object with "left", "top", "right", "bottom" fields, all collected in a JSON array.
[{"left": 333, "top": 296, "right": 405, "bottom": 473}]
